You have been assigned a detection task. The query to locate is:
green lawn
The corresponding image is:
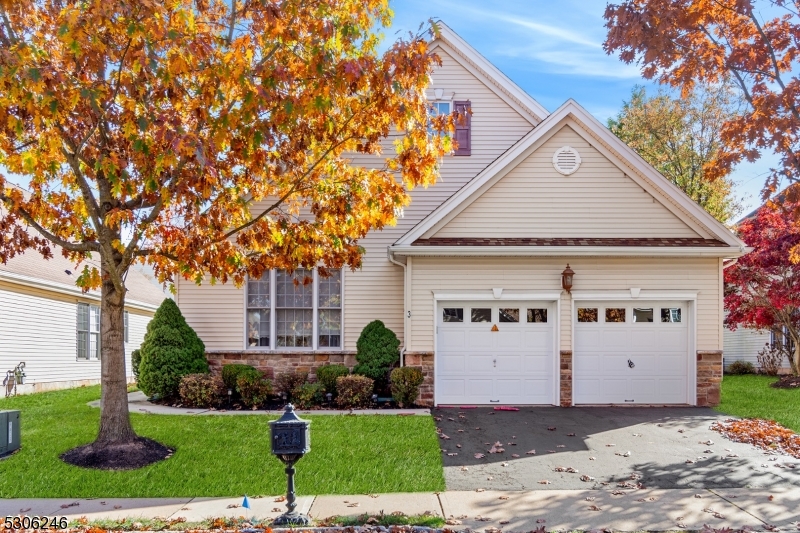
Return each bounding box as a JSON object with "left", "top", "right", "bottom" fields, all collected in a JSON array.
[
  {"left": 0, "top": 386, "right": 444, "bottom": 498},
  {"left": 716, "top": 374, "right": 800, "bottom": 432}
]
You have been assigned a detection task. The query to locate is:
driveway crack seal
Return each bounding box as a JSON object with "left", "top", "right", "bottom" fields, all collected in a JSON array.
[{"left": 706, "top": 488, "right": 768, "bottom": 526}]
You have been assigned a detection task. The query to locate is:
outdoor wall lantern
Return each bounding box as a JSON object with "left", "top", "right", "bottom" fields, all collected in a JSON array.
[
  {"left": 269, "top": 404, "right": 312, "bottom": 526},
  {"left": 561, "top": 264, "right": 574, "bottom": 294}
]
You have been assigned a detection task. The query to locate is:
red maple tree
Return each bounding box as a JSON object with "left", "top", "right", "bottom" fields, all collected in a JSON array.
[{"left": 725, "top": 203, "right": 800, "bottom": 374}]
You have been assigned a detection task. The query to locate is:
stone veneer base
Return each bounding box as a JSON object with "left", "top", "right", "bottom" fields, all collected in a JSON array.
[
  {"left": 206, "top": 348, "right": 722, "bottom": 409},
  {"left": 205, "top": 350, "right": 435, "bottom": 407}
]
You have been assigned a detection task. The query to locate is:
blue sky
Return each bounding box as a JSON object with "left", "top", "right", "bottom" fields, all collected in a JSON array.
[{"left": 388, "top": 0, "right": 779, "bottom": 217}]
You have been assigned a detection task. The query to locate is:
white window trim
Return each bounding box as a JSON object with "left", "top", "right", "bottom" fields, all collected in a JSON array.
[
  {"left": 244, "top": 268, "right": 343, "bottom": 352},
  {"left": 76, "top": 302, "right": 101, "bottom": 362}
]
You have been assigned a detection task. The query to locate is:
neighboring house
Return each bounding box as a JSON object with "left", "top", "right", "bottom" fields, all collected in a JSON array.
[
  {"left": 0, "top": 248, "right": 166, "bottom": 395},
  {"left": 176, "top": 23, "right": 746, "bottom": 407}
]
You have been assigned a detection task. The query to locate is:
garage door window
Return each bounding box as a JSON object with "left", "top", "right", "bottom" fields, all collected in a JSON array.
[
  {"left": 443, "top": 308, "right": 464, "bottom": 322},
  {"left": 499, "top": 308, "right": 519, "bottom": 322},
  {"left": 661, "top": 307, "right": 682, "bottom": 322},
  {"left": 578, "top": 308, "right": 598, "bottom": 322},
  {"left": 471, "top": 308, "right": 492, "bottom": 322},
  {"left": 605, "top": 308, "right": 626, "bottom": 322},
  {"left": 527, "top": 309, "right": 547, "bottom": 323},
  {"left": 633, "top": 308, "right": 654, "bottom": 323}
]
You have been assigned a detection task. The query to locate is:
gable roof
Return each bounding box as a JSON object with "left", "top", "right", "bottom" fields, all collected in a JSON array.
[
  {"left": 431, "top": 22, "right": 549, "bottom": 124},
  {"left": 392, "top": 99, "right": 747, "bottom": 258}
]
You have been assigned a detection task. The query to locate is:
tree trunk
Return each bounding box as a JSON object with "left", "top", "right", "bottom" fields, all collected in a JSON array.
[
  {"left": 95, "top": 267, "right": 137, "bottom": 444},
  {"left": 793, "top": 341, "right": 800, "bottom": 377}
]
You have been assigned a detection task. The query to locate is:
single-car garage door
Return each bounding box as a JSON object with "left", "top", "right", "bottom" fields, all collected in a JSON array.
[
  {"left": 436, "top": 301, "right": 555, "bottom": 405},
  {"left": 574, "top": 301, "right": 689, "bottom": 405}
]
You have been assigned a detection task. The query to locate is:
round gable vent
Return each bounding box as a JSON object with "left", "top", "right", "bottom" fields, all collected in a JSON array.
[{"left": 552, "top": 146, "right": 581, "bottom": 175}]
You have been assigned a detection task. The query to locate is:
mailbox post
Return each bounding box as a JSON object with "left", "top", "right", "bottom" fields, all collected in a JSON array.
[{"left": 269, "top": 404, "right": 311, "bottom": 526}]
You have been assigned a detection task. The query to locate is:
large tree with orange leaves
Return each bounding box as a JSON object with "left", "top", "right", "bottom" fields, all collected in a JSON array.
[
  {"left": 0, "top": 0, "right": 450, "bottom": 466},
  {"left": 604, "top": 0, "right": 800, "bottom": 202}
]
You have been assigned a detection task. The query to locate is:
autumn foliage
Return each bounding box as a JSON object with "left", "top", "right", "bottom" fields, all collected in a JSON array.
[
  {"left": 724, "top": 202, "right": 800, "bottom": 374},
  {"left": 712, "top": 418, "right": 800, "bottom": 459},
  {"left": 0, "top": 0, "right": 450, "bottom": 455},
  {"left": 604, "top": 0, "right": 800, "bottom": 201}
]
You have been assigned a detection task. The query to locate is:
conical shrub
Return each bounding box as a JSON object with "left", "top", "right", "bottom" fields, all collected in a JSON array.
[{"left": 137, "top": 299, "right": 208, "bottom": 399}]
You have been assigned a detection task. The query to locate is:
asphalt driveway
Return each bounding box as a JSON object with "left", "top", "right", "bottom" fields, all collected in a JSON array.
[{"left": 435, "top": 406, "right": 800, "bottom": 491}]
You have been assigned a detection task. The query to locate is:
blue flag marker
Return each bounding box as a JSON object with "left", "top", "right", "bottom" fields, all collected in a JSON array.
[{"left": 242, "top": 495, "right": 250, "bottom": 510}]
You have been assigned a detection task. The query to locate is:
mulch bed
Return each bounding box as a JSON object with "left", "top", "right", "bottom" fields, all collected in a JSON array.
[
  {"left": 60, "top": 437, "right": 173, "bottom": 470},
  {"left": 770, "top": 375, "right": 800, "bottom": 388},
  {"left": 711, "top": 418, "right": 800, "bottom": 459}
]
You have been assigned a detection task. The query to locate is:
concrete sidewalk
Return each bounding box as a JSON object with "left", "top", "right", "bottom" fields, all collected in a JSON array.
[{"left": 2, "top": 489, "right": 798, "bottom": 531}]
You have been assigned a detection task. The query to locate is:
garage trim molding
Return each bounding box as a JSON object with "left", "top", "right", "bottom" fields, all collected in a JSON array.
[
  {"left": 432, "top": 290, "right": 563, "bottom": 406},
  {"left": 569, "top": 290, "right": 698, "bottom": 406}
]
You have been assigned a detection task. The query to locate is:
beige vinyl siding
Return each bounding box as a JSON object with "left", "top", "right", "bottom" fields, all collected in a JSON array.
[
  {"left": 433, "top": 125, "right": 702, "bottom": 239},
  {"left": 340, "top": 46, "right": 536, "bottom": 349},
  {"left": 0, "top": 281, "right": 152, "bottom": 391},
  {"left": 177, "top": 278, "right": 244, "bottom": 351},
  {"left": 176, "top": 44, "right": 537, "bottom": 351},
  {"left": 410, "top": 257, "right": 721, "bottom": 352}
]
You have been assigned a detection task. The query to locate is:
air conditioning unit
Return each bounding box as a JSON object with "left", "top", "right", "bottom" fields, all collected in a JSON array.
[{"left": 0, "top": 410, "right": 21, "bottom": 456}]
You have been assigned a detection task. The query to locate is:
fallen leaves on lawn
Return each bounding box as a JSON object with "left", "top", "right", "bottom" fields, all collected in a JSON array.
[
  {"left": 615, "top": 451, "right": 631, "bottom": 457},
  {"left": 686, "top": 459, "right": 697, "bottom": 464},
  {"left": 711, "top": 418, "right": 800, "bottom": 459},
  {"left": 60, "top": 502, "right": 79, "bottom": 509},
  {"left": 226, "top": 504, "right": 240, "bottom": 509},
  {"left": 499, "top": 496, "right": 509, "bottom": 500},
  {"left": 588, "top": 505, "right": 602, "bottom": 511},
  {"left": 475, "top": 453, "right": 486, "bottom": 459},
  {"left": 474, "top": 515, "right": 492, "bottom": 521},
  {"left": 274, "top": 496, "right": 286, "bottom": 502},
  {"left": 499, "top": 520, "right": 510, "bottom": 525},
  {"left": 567, "top": 433, "right": 576, "bottom": 436},
  {"left": 511, "top": 453, "right": 520, "bottom": 458},
  {"left": 611, "top": 490, "right": 625, "bottom": 495},
  {"left": 580, "top": 475, "right": 595, "bottom": 482},
  {"left": 539, "top": 480, "right": 551, "bottom": 485},
  {"left": 272, "top": 508, "right": 282, "bottom": 512},
  {"left": 526, "top": 449, "right": 537, "bottom": 455},
  {"left": 489, "top": 441, "right": 505, "bottom": 453},
  {"left": 589, "top": 456, "right": 596, "bottom": 460},
  {"left": 547, "top": 426, "right": 556, "bottom": 431}
]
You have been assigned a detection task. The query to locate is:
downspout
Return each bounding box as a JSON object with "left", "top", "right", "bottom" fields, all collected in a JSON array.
[{"left": 387, "top": 247, "right": 407, "bottom": 367}]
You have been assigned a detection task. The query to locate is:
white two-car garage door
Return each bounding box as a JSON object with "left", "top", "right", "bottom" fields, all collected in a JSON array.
[
  {"left": 436, "top": 301, "right": 555, "bottom": 405},
  {"left": 574, "top": 301, "right": 690, "bottom": 404}
]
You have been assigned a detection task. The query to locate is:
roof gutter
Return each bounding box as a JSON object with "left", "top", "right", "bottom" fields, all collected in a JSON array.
[
  {"left": 390, "top": 245, "right": 751, "bottom": 259},
  {"left": 0, "top": 270, "right": 160, "bottom": 313},
  {"left": 387, "top": 248, "right": 408, "bottom": 367}
]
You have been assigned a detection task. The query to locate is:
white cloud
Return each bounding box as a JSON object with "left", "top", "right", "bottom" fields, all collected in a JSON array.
[{"left": 502, "top": 47, "right": 643, "bottom": 79}]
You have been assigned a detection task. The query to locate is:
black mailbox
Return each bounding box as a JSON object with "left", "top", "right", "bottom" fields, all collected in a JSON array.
[{"left": 269, "top": 404, "right": 311, "bottom": 526}]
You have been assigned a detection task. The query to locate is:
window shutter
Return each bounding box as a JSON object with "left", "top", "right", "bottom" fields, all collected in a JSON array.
[{"left": 453, "top": 100, "right": 471, "bottom": 156}]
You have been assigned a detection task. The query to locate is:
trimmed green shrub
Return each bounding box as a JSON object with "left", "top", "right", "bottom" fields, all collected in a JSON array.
[
  {"left": 335, "top": 375, "right": 374, "bottom": 409},
  {"left": 353, "top": 320, "right": 400, "bottom": 382},
  {"left": 292, "top": 383, "right": 326, "bottom": 409},
  {"left": 236, "top": 372, "right": 273, "bottom": 409},
  {"left": 727, "top": 360, "right": 756, "bottom": 375},
  {"left": 179, "top": 373, "right": 225, "bottom": 408},
  {"left": 390, "top": 367, "right": 425, "bottom": 408},
  {"left": 137, "top": 299, "right": 208, "bottom": 399},
  {"left": 131, "top": 349, "right": 142, "bottom": 382},
  {"left": 275, "top": 370, "right": 309, "bottom": 399},
  {"left": 222, "top": 364, "right": 260, "bottom": 392},
  {"left": 316, "top": 364, "right": 349, "bottom": 395}
]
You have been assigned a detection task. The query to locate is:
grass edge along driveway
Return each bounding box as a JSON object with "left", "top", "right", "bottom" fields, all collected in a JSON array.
[
  {"left": 715, "top": 374, "right": 800, "bottom": 432},
  {"left": 0, "top": 386, "right": 444, "bottom": 498}
]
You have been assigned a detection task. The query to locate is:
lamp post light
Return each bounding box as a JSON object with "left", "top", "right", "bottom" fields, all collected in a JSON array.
[
  {"left": 269, "top": 404, "right": 312, "bottom": 526},
  {"left": 227, "top": 388, "right": 232, "bottom": 408},
  {"left": 325, "top": 392, "right": 333, "bottom": 404}
]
